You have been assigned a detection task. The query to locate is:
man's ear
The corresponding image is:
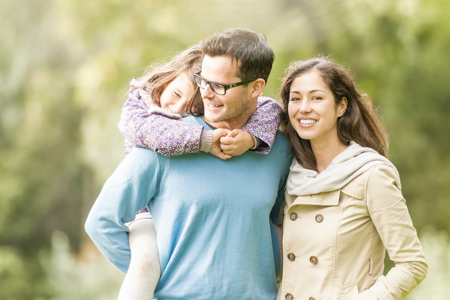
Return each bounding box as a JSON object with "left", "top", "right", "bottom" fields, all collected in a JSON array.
[{"left": 250, "top": 78, "right": 266, "bottom": 98}]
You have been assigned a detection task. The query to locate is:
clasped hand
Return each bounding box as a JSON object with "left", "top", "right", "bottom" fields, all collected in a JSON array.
[{"left": 209, "top": 128, "right": 256, "bottom": 160}]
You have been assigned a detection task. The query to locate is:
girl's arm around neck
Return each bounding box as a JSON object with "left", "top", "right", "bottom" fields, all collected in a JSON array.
[
  {"left": 118, "top": 80, "right": 203, "bottom": 157},
  {"left": 241, "top": 96, "right": 282, "bottom": 154}
]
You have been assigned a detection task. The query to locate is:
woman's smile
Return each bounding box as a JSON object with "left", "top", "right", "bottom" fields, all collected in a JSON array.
[{"left": 298, "top": 118, "right": 318, "bottom": 127}]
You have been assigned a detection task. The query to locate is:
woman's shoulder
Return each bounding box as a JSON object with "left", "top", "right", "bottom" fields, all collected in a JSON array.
[
  {"left": 365, "top": 163, "right": 401, "bottom": 189},
  {"left": 341, "top": 162, "right": 400, "bottom": 199}
]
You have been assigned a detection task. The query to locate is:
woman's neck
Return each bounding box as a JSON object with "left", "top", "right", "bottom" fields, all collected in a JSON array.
[{"left": 311, "top": 137, "right": 348, "bottom": 173}]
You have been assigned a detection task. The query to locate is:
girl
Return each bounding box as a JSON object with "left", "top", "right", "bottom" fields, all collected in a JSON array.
[
  {"left": 277, "top": 57, "right": 427, "bottom": 300},
  {"left": 116, "top": 44, "right": 283, "bottom": 300}
]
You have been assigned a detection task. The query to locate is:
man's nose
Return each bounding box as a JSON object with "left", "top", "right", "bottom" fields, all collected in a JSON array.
[{"left": 201, "top": 84, "right": 215, "bottom": 99}]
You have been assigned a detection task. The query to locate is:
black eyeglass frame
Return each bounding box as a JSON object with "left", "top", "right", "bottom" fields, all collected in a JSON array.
[{"left": 194, "top": 71, "right": 258, "bottom": 95}]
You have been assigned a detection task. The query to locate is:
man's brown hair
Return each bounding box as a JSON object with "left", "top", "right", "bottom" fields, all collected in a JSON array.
[{"left": 201, "top": 28, "right": 274, "bottom": 84}]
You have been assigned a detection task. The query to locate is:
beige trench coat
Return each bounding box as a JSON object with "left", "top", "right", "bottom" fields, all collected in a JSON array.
[{"left": 277, "top": 164, "right": 427, "bottom": 300}]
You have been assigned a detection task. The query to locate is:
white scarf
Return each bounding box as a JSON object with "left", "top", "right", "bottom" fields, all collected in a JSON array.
[{"left": 286, "top": 142, "right": 399, "bottom": 196}]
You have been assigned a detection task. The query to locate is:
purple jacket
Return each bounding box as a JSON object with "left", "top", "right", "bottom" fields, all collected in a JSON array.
[{"left": 119, "top": 78, "right": 282, "bottom": 156}]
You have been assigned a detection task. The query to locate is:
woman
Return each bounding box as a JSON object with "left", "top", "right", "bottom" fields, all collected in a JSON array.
[{"left": 277, "top": 57, "right": 427, "bottom": 300}]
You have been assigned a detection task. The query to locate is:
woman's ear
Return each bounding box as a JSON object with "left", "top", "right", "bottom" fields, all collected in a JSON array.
[
  {"left": 250, "top": 78, "right": 266, "bottom": 98},
  {"left": 338, "top": 97, "right": 348, "bottom": 117}
]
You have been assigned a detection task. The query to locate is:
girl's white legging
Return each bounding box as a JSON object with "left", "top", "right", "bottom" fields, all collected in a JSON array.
[{"left": 119, "top": 213, "right": 161, "bottom": 300}]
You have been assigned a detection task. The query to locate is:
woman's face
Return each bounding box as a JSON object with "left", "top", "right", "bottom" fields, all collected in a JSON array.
[
  {"left": 288, "top": 71, "right": 346, "bottom": 145},
  {"left": 160, "top": 72, "right": 195, "bottom": 116}
]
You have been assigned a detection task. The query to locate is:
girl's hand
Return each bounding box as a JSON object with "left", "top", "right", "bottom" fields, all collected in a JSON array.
[
  {"left": 220, "top": 129, "right": 256, "bottom": 156},
  {"left": 210, "top": 128, "right": 232, "bottom": 160}
]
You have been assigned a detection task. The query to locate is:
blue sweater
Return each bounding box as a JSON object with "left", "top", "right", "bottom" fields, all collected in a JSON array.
[{"left": 85, "top": 116, "right": 292, "bottom": 300}]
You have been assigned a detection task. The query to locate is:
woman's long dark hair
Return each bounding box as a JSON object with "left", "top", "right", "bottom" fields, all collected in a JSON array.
[{"left": 280, "top": 56, "right": 388, "bottom": 170}]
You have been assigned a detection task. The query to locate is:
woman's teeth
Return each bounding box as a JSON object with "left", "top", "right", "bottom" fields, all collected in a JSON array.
[{"left": 300, "top": 119, "right": 317, "bottom": 124}]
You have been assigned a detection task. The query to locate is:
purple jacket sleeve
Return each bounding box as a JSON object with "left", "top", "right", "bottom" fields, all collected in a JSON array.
[
  {"left": 118, "top": 79, "right": 204, "bottom": 157},
  {"left": 241, "top": 96, "right": 282, "bottom": 154},
  {"left": 119, "top": 80, "right": 282, "bottom": 156}
]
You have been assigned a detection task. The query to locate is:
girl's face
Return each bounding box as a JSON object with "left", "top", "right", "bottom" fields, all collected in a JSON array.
[
  {"left": 160, "top": 72, "right": 195, "bottom": 116},
  {"left": 288, "top": 71, "right": 346, "bottom": 145}
]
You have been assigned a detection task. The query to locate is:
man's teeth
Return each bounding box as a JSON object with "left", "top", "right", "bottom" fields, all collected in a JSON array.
[{"left": 300, "top": 119, "right": 317, "bottom": 124}]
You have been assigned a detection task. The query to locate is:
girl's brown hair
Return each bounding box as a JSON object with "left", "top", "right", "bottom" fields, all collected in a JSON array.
[
  {"left": 138, "top": 44, "right": 204, "bottom": 115},
  {"left": 280, "top": 56, "right": 388, "bottom": 170}
]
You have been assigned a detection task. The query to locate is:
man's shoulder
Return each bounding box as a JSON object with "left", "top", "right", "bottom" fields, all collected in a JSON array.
[
  {"left": 264, "top": 131, "right": 291, "bottom": 168},
  {"left": 182, "top": 115, "right": 204, "bottom": 125},
  {"left": 126, "top": 147, "right": 159, "bottom": 165},
  {"left": 273, "top": 130, "right": 290, "bottom": 149}
]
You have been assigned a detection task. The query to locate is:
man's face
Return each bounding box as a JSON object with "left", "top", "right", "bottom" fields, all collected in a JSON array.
[{"left": 199, "top": 55, "right": 255, "bottom": 129}]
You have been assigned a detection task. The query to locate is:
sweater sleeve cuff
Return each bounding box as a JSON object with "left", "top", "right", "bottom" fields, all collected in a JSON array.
[
  {"left": 250, "top": 135, "right": 261, "bottom": 150},
  {"left": 200, "top": 129, "right": 213, "bottom": 153}
]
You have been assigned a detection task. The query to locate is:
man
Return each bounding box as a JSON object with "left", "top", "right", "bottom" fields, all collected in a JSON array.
[{"left": 85, "top": 28, "right": 292, "bottom": 299}]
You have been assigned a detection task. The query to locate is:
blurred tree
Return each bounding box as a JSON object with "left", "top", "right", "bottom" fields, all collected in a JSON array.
[
  {"left": 0, "top": 0, "right": 96, "bottom": 298},
  {"left": 1, "top": 0, "right": 449, "bottom": 298}
]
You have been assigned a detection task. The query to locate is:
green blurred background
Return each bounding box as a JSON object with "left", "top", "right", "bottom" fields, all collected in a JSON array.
[{"left": 1, "top": 0, "right": 449, "bottom": 298}]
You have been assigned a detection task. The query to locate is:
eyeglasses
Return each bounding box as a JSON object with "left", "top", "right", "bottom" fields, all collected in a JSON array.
[{"left": 194, "top": 71, "right": 257, "bottom": 95}]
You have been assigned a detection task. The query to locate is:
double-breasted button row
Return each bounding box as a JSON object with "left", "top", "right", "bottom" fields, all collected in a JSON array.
[
  {"left": 285, "top": 293, "right": 315, "bottom": 300},
  {"left": 290, "top": 212, "right": 324, "bottom": 222},
  {"left": 290, "top": 212, "right": 323, "bottom": 222},
  {"left": 286, "top": 253, "right": 318, "bottom": 264}
]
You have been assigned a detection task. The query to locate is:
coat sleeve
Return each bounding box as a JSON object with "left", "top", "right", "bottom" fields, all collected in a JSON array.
[
  {"left": 361, "top": 164, "right": 427, "bottom": 300},
  {"left": 85, "top": 148, "right": 161, "bottom": 273},
  {"left": 241, "top": 97, "right": 282, "bottom": 154},
  {"left": 118, "top": 80, "right": 204, "bottom": 156}
]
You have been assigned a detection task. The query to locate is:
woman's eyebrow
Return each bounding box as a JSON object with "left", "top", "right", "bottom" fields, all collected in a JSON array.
[{"left": 290, "top": 89, "right": 325, "bottom": 94}]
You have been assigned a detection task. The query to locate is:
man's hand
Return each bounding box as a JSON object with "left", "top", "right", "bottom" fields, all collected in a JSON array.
[
  {"left": 210, "top": 128, "right": 232, "bottom": 160},
  {"left": 220, "top": 129, "right": 255, "bottom": 156}
]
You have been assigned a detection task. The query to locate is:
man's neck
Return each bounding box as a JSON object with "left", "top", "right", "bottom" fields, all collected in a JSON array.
[
  {"left": 200, "top": 116, "right": 250, "bottom": 131},
  {"left": 200, "top": 116, "right": 217, "bottom": 130}
]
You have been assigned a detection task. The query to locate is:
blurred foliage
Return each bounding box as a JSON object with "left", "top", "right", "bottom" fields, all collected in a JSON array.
[{"left": 1, "top": 0, "right": 449, "bottom": 298}]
